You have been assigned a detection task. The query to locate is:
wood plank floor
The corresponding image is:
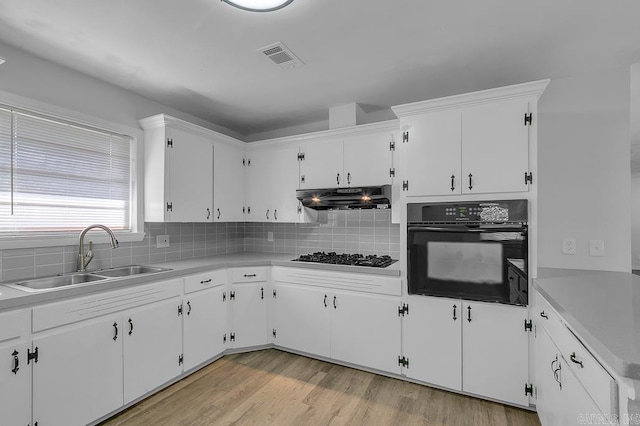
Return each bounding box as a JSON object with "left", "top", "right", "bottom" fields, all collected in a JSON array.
[{"left": 100, "top": 349, "right": 541, "bottom": 426}]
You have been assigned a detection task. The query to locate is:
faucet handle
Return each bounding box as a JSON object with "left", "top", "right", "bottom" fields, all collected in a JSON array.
[{"left": 84, "top": 241, "right": 94, "bottom": 267}]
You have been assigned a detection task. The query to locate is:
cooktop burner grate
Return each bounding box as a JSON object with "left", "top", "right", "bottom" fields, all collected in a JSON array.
[{"left": 293, "top": 252, "right": 396, "bottom": 268}]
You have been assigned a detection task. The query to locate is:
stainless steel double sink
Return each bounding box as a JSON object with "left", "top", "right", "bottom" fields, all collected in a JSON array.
[{"left": 4, "top": 265, "right": 172, "bottom": 293}]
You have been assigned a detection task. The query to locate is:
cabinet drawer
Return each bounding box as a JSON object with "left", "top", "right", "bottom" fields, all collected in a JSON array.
[
  {"left": 184, "top": 269, "right": 226, "bottom": 294},
  {"left": 535, "top": 292, "right": 617, "bottom": 415},
  {"left": 273, "top": 267, "right": 402, "bottom": 296},
  {"left": 231, "top": 267, "right": 268, "bottom": 283},
  {"left": 0, "top": 309, "right": 29, "bottom": 343},
  {"left": 33, "top": 279, "right": 182, "bottom": 332}
]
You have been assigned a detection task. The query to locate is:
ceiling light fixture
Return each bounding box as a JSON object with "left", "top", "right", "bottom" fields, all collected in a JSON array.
[{"left": 221, "top": 0, "right": 293, "bottom": 12}]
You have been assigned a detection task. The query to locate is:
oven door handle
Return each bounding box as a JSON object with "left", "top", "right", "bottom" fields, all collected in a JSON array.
[{"left": 407, "top": 226, "right": 524, "bottom": 233}]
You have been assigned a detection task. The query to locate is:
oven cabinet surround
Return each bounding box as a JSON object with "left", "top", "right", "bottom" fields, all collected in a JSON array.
[
  {"left": 391, "top": 79, "right": 549, "bottom": 197},
  {"left": 271, "top": 267, "right": 403, "bottom": 374},
  {"left": 297, "top": 129, "right": 396, "bottom": 189},
  {"left": 403, "top": 295, "right": 530, "bottom": 406},
  {"left": 182, "top": 269, "right": 228, "bottom": 371},
  {"left": 139, "top": 114, "right": 214, "bottom": 223},
  {"left": 228, "top": 267, "right": 270, "bottom": 348},
  {"left": 0, "top": 309, "right": 32, "bottom": 426},
  {"left": 29, "top": 279, "right": 183, "bottom": 426},
  {"left": 532, "top": 289, "right": 618, "bottom": 425},
  {"left": 244, "top": 144, "right": 303, "bottom": 223}
]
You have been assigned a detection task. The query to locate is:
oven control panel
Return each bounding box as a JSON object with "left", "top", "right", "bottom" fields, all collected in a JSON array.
[{"left": 407, "top": 199, "right": 528, "bottom": 223}]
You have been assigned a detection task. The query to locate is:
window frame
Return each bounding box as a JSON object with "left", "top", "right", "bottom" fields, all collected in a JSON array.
[{"left": 0, "top": 89, "right": 144, "bottom": 249}]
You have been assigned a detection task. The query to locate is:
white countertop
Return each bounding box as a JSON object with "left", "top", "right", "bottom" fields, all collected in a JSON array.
[
  {"left": 0, "top": 252, "right": 401, "bottom": 310},
  {"left": 534, "top": 268, "right": 640, "bottom": 380}
]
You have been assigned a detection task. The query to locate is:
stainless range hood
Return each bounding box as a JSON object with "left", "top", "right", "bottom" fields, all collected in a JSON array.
[{"left": 296, "top": 185, "right": 391, "bottom": 210}]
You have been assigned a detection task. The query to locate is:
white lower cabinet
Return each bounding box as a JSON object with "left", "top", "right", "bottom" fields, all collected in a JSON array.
[
  {"left": 32, "top": 316, "right": 124, "bottom": 426},
  {"left": 123, "top": 298, "right": 183, "bottom": 404},
  {"left": 183, "top": 286, "right": 228, "bottom": 371},
  {"left": 271, "top": 267, "right": 402, "bottom": 374},
  {"left": 404, "top": 296, "right": 529, "bottom": 406},
  {"left": 0, "top": 309, "right": 32, "bottom": 426},
  {"left": 229, "top": 268, "right": 269, "bottom": 348}
]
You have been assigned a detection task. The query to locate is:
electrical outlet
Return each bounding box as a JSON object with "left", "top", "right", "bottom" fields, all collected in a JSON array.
[
  {"left": 156, "top": 235, "right": 170, "bottom": 248},
  {"left": 589, "top": 239, "right": 605, "bottom": 257},
  {"left": 267, "top": 231, "right": 274, "bottom": 242},
  {"left": 562, "top": 237, "right": 576, "bottom": 255}
]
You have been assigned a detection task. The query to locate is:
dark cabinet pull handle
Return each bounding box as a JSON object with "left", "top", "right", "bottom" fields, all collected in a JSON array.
[
  {"left": 347, "top": 172, "right": 351, "bottom": 185},
  {"left": 274, "top": 209, "right": 278, "bottom": 220},
  {"left": 570, "top": 352, "right": 584, "bottom": 368},
  {"left": 468, "top": 173, "right": 473, "bottom": 190},
  {"left": 467, "top": 305, "right": 472, "bottom": 322},
  {"left": 244, "top": 274, "right": 257, "bottom": 278},
  {"left": 217, "top": 208, "right": 221, "bottom": 219},
  {"left": 452, "top": 304, "right": 457, "bottom": 321},
  {"left": 551, "top": 355, "right": 562, "bottom": 389},
  {"left": 128, "top": 318, "right": 134, "bottom": 335},
  {"left": 540, "top": 311, "right": 548, "bottom": 319},
  {"left": 261, "top": 287, "right": 264, "bottom": 300},
  {"left": 201, "top": 278, "right": 212, "bottom": 284},
  {"left": 337, "top": 173, "right": 340, "bottom": 185},
  {"left": 206, "top": 208, "right": 211, "bottom": 220},
  {"left": 266, "top": 209, "right": 270, "bottom": 220},
  {"left": 187, "top": 301, "right": 192, "bottom": 316},
  {"left": 324, "top": 294, "right": 328, "bottom": 307},
  {"left": 333, "top": 295, "right": 337, "bottom": 309},
  {"left": 11, "top": 350, "right": 19, "bottom": 374},
  {"left": 451, "top": 174, "right": 455, "bottom": 191},
  {"left": 113, "top": 322, "right": 119, "bottom": 341}
]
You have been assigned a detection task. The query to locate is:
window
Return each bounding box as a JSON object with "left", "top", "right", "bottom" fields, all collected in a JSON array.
[{"left": 0, "top": 105, "right": 134, "bottom": 238}]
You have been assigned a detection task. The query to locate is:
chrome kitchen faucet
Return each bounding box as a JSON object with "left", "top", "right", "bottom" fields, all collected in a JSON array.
[{"left": 77, "top": 224, "right": 119, "bottom": 272}]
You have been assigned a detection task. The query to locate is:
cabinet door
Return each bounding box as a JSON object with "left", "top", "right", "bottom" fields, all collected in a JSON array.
[
  {"left": 183, "top": 286, "right": 227, "bottom": 371},
  {"left": 166, "top": 127, "right": 213, "bottom": 222},
  {"left": 124, "top": 298, "right": 183, "bottom": 404},
  {"left": 245, "top": 149, "right": 272, "bottom": 222},
  {"left": 272, "top": 283, "right": 330, "bottom": 358},
  {"left": 271, "top": 145, "right": 301, "bottom": 222},
  {"left": 402, "top": 110, "right": 461, "bottom": 196},
  {"left": 403, "top": 296, "right": 462, "bottom": 390},
  {"left": 0, "top": 340, "right": 31, "bottom": 426},
  {"left": 343, "top": 132, "right": 393, "bottom": 187},
  {"left": 330, "top": 291, "right": 401, "bottom": 374},
  {"left": 231, "top": 283, "right": 268, "bottom": 348},
  {"left": 213, "top": 141, "right": 246, "bottom": 222},
  {"left": 556, "top": 356, "right": 608, "bottom": 425},
  {"left": 535, "top": 325, "right": 564, "bottom": 426},
  {"left": 462, "top": 302, "right": 529, "bottom": 406},
  {"left": 33, "top": 317, "right": 123, "bottom": 426},
  {"left": 299, "top": 137, "right": 343, "bottom": 188},
  {"left": 461, "top": 98, "right": 530, "bottom": 194}
]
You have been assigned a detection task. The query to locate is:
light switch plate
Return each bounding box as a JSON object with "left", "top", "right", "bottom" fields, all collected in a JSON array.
[
  {"left": 267, "top": 231, "right": 274, "bottom": 242},
  {"left": 156, "top": 235, "right": 170, "bottom": 248},
  {"left": 589, "top": 239, "right": 605, "bottom": 257}
]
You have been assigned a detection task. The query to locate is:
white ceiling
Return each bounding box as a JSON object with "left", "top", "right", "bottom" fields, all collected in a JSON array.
[{"left": 0, "top": 0, "right": 639, "bottom": 140}]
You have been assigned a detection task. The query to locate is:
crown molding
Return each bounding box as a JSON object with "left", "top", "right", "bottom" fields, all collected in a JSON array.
[
  {"left": 391, "top": 79, "right": 550, "bottom": 118},
  {"left": 138, "top": 114, "right": 246, "bottom": 148}
]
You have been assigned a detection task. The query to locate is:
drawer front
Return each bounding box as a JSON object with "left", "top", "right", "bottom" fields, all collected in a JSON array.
[
  {"left": 0, "top": 309, "right": 29, "bottom": 343},
  {"left": 184, "top": 269, "right": 226, "bottom": 294},
  {"left": 272, "top": 267, "right": 402, "bottom": 296},
  {"left": 231, "top": 267, "right": 268, "bottom": 283},
  {"left": 535, "top": 291, "right": 617, "bottom": 415},
  {"left": 33, "top": 279, "right": 182, "bottom": 332}
]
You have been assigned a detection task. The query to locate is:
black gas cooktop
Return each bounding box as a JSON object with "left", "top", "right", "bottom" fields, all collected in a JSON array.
[{"left": 293, "top": 252, "right": 396, "bottom": 268}]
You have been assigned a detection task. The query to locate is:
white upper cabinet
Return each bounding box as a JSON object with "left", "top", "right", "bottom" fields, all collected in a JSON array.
[
  {"left": 298, "top": 123, "right": 396, "bottom": 189},
  {"left": 392, "top": 80, "right": 548, "bottom": 197},
  {"left": 461, "top": 98, "right": 530, "bottom": 194},
  {"left": 245, "top": 144, "right": 302, "bottom": 222},
  {"left": 140, "top": 115, "right": 214, "bottom": 222},
  {"left": 213, "top": 139, "right": 246, "bottom": 222}
]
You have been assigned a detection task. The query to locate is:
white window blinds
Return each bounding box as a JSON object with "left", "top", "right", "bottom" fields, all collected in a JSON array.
[{"left": 0, "top": 107, "right": 132, "bottom": 235}]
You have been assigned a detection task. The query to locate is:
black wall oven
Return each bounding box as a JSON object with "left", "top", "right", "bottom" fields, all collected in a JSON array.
[{"left": 407, "top": 200, "right": 528, "bottom": 306}]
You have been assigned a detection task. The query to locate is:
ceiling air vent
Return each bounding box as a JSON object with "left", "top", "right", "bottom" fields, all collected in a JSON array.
[{"left": 257, "top": 42, "right": 304, "bottom": 68}]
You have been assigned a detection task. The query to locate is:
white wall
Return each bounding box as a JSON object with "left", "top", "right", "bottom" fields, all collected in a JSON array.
[
  {"left": 0, "top": 40, "right": 242, "bottom": 140},
  {"left": 631, "top": 174, "right": 640, "bottom": 269},
  {"left": 537, "top": 65, "right": 631, "bottom": 272}
]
